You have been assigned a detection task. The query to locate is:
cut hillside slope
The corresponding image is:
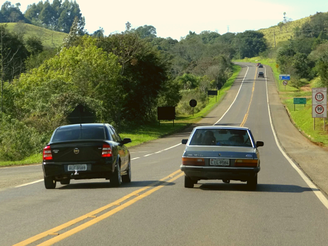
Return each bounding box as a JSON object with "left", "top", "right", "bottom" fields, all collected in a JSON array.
[
  {"left": 258, "top": 16, "right": 311, "bottom": 47},
  {"left": 4, "top": 22, "right": 67, "bottom": 49}
]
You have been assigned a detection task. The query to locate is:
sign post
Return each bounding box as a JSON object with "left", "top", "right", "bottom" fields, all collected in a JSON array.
[
  {"left": 312, "top": 87, "right": 327, "bottom": 130},
  {"left": 279, "top": 74, "right": 290, "bottom": 90}
]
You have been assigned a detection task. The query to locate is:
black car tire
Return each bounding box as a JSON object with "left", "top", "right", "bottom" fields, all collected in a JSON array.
[
  {"left": 44, "top": 176, "right": 56, "bottom": 189},
  {"left": 122, "top": 161, "right": 131, "bottom": 183},
  {"left": 184, "top": 176, "right": 194, "bottom": 188},
  {"left": 111, "top": 162, "right": 122, "bottom": 187},
  {"left": 247, "top": 174, "right": 258, "bottom": 190},
  {"left": 60, "top": 179, "right": 70, "bottom": 185}
]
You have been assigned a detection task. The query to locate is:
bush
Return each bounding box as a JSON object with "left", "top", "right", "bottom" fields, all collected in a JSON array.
[
  {"left": 0, "top": 114, "right": 48, "bottom": 161},
  {"left": 176, "top": 89, "right": 207, "bottom": 115}
]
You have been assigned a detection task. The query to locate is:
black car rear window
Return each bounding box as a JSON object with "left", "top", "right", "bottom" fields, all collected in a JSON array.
[{"left": 52, "top": 126, "right": 106, "bottom": 142}]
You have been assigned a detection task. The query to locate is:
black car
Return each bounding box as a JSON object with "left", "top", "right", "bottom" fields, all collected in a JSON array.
[
  {"left": 258, "top": 71, "right": 264, "bottom": 78},
  {"left": 42, "top": 123, "right": 132, "bottom": 189},
  {"left": 258, "top": 64, "right": 263, "bottom": 68}
]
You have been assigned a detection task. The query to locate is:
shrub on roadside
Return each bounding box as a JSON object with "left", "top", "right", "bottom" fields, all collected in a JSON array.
[{"left": 0, "top": 114, "right": 48, "bottom": 161}]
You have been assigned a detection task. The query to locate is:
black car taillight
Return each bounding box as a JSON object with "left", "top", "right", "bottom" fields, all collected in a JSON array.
[
  {"left": 43, "top": 145, "right": 53, "bottom": 161},
  {"left": 102, "top": 143, "right": 112, "bottom": 157}
]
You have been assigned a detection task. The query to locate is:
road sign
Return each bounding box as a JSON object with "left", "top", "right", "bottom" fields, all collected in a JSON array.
[
  {"left": 189, "top": 99, "right": 197, "bottom": 107},
  {"left": 312, "top": 88, "right": 327, "bottom": 118},
  {"left": 293, "top": 98, "right": 306, "bottom": 104},
  {"left": 283, "top": 80, "right": 288, "bottom": 86},
  {"left": 279, "top": 74, "right": 290, "bottom": 80}
]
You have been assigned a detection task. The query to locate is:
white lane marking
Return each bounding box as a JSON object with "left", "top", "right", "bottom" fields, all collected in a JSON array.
[
  {"left": 132, "top": 157, "right": 140, "bottom": 160},
  {"left": 144, "top": 143, "right": 182, "bottom": 157},
  {"left": 214, "top": 66, "right": 250, "bottom": 125},
  {"left": 15, "top": 179, "right": 43, "bottom": 188},
  {"left": 265, "top": 67, "right": 328, "bottom": 210}
]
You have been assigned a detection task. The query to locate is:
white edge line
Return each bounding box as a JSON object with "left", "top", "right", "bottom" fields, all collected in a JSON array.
[
  {"left": 265, "top": 67, "right": 328, "bottom": 209},
  {"left": 15, "top": 179, "right": 43, "bottom": 188}
]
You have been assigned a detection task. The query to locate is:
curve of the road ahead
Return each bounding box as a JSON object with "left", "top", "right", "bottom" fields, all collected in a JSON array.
[{"left": 1, "top": 63, "right": 328, "bottom": 246}]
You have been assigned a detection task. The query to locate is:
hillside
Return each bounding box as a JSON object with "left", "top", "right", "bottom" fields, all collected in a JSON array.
[
  {"left": 2, "top": 18, "right": 314, "bottom": 50},
  {"left": 4, "top": 22, "right": 67, "bottom": 49},
  {"left": 258, "top": 16, "right": 311, "bottom": 48}
]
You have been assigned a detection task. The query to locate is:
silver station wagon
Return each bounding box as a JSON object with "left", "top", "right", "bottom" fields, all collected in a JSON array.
[{"left": 180, "top": 126, "right": 264, "bottom": 189}]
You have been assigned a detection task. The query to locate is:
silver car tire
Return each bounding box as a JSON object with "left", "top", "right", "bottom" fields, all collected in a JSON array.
[
  {"left": 184, "top": 176, "right": 194, "bottom": 188},
  {"left": 247, "top": 174, "right": 258, "bottom": 190}
]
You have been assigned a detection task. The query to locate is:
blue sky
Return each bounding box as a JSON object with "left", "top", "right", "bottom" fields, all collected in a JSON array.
[{"left": 16, "top": 0, "right": 328, "bottom": 40}]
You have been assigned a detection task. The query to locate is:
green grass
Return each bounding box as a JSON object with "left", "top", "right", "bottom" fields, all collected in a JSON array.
[
  {"left": 235, "top": 57, "right": 328, "bottom": 147},
  {"left": 4, "top": 23, "right": 67, "bottom": 49},
  {"left": 0, "top": 65, "right": 241, "bottom": 167},
  {"left": 0, "top": 154, "right": 42, "bottom": 167}
]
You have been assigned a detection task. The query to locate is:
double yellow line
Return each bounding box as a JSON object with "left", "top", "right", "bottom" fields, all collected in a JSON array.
[
  {"left": 14, "top": 170, "right": 184, "bottom": 246},
  {"left": 240, "top": 67, "right": 258, "bottom": 127}
]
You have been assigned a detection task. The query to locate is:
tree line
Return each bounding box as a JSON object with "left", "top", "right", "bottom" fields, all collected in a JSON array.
[
  {"left": 275, "top": 12, "right": 328, "bottom": 89},
  {"left": 0, "top": 0, "right": 85, "bottom": 34}
]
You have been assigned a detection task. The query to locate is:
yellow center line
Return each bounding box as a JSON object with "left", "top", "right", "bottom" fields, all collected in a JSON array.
[
  {"left": 240, "top": 67, "right": 258, "bottom": 127},
  {"left": 14, "top": 169, "right": 183, "bottom": 246}
]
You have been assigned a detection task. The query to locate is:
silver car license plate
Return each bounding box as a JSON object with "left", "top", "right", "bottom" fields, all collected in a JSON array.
[
  {"left": 210, "top": 159, "right": 229, "bottom": 166},
  {"left": 68, "top": 164, "right": 87, "bottom": 171}
]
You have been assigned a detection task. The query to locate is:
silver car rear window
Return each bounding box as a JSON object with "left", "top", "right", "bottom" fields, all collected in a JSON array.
[{"left": 189, "top": 129, "right": 252, "bottom": 147}]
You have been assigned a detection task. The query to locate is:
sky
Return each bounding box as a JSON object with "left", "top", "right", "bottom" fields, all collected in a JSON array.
[{"left": 15, "top": 0, "right": 328, "bottom": 40}]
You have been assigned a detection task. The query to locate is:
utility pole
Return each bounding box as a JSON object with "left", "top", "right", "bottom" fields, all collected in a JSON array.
[{"left": 273, "top": 31, "right": 276, "bottom": 48}]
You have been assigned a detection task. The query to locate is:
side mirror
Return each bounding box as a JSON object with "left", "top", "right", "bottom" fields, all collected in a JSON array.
[
  {"left": 181, "top": 139, "right": 188, "bottom": 144},
  {"left": 121, "top": 138, "right": 132, "bottom": 145},
  {"left": 256, "top": 141, "right": 264, "bottom": 147}
]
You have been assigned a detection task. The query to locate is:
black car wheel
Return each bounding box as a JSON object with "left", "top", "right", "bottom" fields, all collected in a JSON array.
[
  {"left": 111, "top": 162, "right": 122, "bottom": 187},
  {"left": 44, "top": 176, "right": 56, "bottom": 189},
  {"left": 247, "top": 174, "right": 258, "bottom": 190},
  {"left": 184, "top": 176, "right": 194, "bottom": 188},
  {"left": 60, "top": 179, "right": 70, "bottom": 185},
  {"left": 122, "top": 161, "right": 131, "bottom": 183}
]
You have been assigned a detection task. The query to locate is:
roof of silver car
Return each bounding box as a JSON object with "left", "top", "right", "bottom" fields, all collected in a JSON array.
[{"left": 193, "top": 125, "right": 250, "bottom": 130}]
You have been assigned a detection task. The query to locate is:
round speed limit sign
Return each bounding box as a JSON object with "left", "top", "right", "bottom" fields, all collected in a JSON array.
[
  {"left": 315, "top": 105, "right": 325, "bottom": 114},
  {"left": 283, "top": 80, "right": 288, "bottom": 86},
  {"left": 314, "top": 92, "right": 324, "bottom": 102}
]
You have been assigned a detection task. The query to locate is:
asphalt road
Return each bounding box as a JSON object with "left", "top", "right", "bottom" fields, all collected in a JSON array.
[{"left": 1, "top": 63, "right": 328, "bottom": 246}]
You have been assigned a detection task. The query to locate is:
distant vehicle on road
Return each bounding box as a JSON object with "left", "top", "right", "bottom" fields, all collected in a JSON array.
[
  {"left": 180, "top": 126, "right": 264, "bottom": 189},
  {"left": 42, "top": 123, "right": 132, "bottom": 189},
  {"left": 258, "top": 71, "right": 264, "bottom": 78},
  {"left": 258, "top": 64, "right": 263, "bottom": 68}
]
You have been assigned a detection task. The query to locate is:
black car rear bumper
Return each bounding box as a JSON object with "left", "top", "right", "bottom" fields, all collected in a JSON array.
[
  {"left": 43, "top": 162, "right": 114, "bottom": 180},
  {"left": 180, "top": 165, "right": 260, "bottom": 181}
]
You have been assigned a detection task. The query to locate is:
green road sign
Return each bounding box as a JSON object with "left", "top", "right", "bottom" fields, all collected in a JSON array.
[{"left": 293, "top": 98, "right": 306, "bottom": 104}]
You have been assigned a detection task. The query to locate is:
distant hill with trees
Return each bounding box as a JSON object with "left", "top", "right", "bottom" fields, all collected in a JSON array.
[{"left": 0, "top": 0, "right": 85, "bottom": 34}]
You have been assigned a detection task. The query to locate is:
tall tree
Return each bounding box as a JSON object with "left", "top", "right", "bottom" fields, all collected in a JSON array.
[
  {"left": 0, "top": 25, "right": 29, "bottom": 112},
  {"left": 97, "top": 33, "right": 173, "bottom": 123},
  {"left": 135, "top": 25, "right": 157, "bottom": 39},
  {"left": 233, "top": 31, "right": 267, "bottom": 59}
]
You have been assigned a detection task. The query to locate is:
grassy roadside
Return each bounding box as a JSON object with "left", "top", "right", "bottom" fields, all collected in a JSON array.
[
  {"left": 0, "top": 65, "right": 242, "bottom": 167},
  {"left": 236, "top": 57, "right": 328, "bottom": 147}
]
